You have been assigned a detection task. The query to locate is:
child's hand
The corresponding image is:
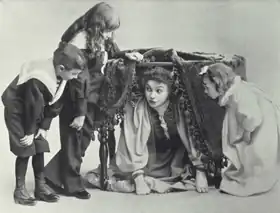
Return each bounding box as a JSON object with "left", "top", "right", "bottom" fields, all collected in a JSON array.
[
  {"left": 20, "top": 134, "right": 34, "bottom": 146},
  {"left": 70, "top": 116, "right": 85, "bottom": 131},
  {"left": 125, "top": 52, "right": 143, "bottom": 62},
  {"left": 35, "top": 129, "right": 48, "bottom": 139}
]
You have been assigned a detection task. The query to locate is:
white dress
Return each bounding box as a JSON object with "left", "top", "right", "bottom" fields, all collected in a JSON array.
[{"left": 219, "top": 76, "right": 280, "bottom": 196}]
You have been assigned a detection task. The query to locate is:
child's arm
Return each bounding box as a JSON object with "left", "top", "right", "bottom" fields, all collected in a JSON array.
[
  {"left": 105, "top": 40, "right": 125, "bottom": 59},
  {"left": 40, "top": 72, "right": 89, "bottom": 132},
  {"left": 39, "top": 97, "right": 64, "bottom": 131},
  {"left": 68, "top": 71, "right": 89, "bottom": 130},
  {"left": 21, "top": 79, "right": 53, "bottom": 144},
  {"left": 235, "top": 90, "right": 263, "bottom": 134},
  {"left": 69, "top": 71, "right": 89, "bottom": 117},
  {"left": 105, "top": 39, "right": 143, "bottom": 61},
  {"left": 23, "top": 79, "right": 52, "bottom": 135}
]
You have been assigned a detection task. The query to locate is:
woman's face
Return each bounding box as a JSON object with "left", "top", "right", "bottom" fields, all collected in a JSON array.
[
  {"left": 202, "top": 76, "right": 220, "bottom": 99},
  {"left": 145, "top": 80, "right": 169, "bottom": 109}
]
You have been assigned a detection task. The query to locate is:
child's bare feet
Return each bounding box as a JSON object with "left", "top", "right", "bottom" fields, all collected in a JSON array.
[
  {"left": 195, "top": 170, "right": 208, "bottom": 193},
  {"left": 134, "top": 174, "right": 151, "bottom": 195}
]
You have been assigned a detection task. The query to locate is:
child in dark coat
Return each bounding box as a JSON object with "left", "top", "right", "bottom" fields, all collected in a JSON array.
[
  {"left": 44, "top": 2, "right": 143, "bottom": 200},
  {"left": 2, "top": 43, "right": 87, "bottom": 206}
]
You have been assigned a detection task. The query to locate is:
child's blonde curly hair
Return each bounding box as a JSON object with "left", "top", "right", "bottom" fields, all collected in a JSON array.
[{"left": 201, "top": 63, "right": 237, "bottom": 94}]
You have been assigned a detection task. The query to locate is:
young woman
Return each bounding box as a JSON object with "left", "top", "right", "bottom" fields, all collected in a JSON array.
[
  {"left": 200, "top": 63, "right": 280, "bottom": 196},
  {"left": 2, "top": 43, "right": 87, "bottom": 206},
  {"left": 84, "top": 66, "right": 209, "bottom": 195},
  {"left": 44, "top": 2, "right": 143, "bottom": 200}
]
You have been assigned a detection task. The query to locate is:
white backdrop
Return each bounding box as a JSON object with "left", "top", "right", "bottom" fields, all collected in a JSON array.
[{"left": 0, "top": 1, "right": 280, "bottom": 213}]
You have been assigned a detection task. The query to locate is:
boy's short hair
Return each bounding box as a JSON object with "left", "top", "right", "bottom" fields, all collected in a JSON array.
[{"left": 53, "top": 42, "right": 87, "bottom": 71}]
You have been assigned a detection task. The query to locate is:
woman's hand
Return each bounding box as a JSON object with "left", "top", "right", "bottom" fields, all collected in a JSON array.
[
  {"left": 125, "top": 52, "right": 143, "bottom": 62},
  {"left": 35, "top": 129, "right": 48, "bottom": 139},
  {"left": 20, "top": 134, "right": 34, "bottom": 146},
  {"left": 70, "top": 116, "right": 85, "bottom": 131}
]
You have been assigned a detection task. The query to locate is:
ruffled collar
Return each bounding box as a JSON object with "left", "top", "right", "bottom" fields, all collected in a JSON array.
[{"left": 219, "top": 76, "right": 242, "bottom": 106}]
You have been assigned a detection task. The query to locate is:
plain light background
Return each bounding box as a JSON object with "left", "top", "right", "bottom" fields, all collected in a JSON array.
[{"left": 0, "top": 0, "right": 280, "bottom": 213}]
